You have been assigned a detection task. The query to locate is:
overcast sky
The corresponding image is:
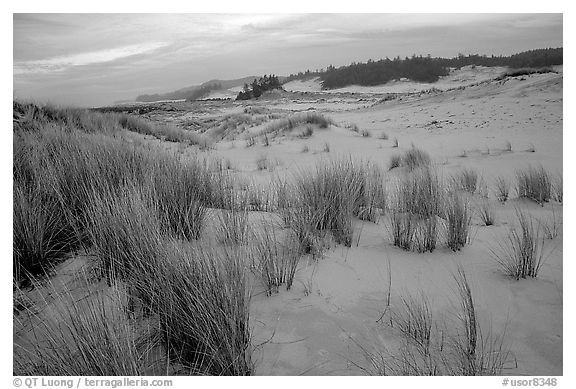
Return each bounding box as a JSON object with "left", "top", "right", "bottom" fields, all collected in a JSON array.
[{"left": 13, "top": 13, "right": 562, "bottom": 107}]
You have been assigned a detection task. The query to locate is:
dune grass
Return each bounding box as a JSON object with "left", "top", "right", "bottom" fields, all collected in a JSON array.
[
  {"left": 388, "top": 146, "right": 431, "bottom": 171},
  {"left": 443, "top": 191, "right": 472, "bottom": 251},
  {"left": 14, "top": 282, "right": 158, "bottom": 376},
  {"left": 13, "top": 102, "right": 254, "bottom": 375},
  {"left": 389, "top": 166, "right": 441, "bottom": 253},
  {"left": 475, "top": 200, "right": 496, "bottom": 226},
  {"left": 516, "top": 165, "right": 551, "bottom": 205},
  {"left": 452, "top": 168, "right": 478, "bottom": 194},
  {"left": 259, "top": 112, "right": 333, "bottom": 137},
  {"left": 490, "top": 210, "right": 546, "bottom": 280},
  {"left": 359, "top": 268, "right": 512, "bottom": 375},
  {"left": 494, "top": 176, "right": 510, "bottom": 203},
  {"left": 279, "top": 158, "right": 366, "bottom": 249},
  {"left": 252, "top": 224, "right": 302, "bottom": 295}
]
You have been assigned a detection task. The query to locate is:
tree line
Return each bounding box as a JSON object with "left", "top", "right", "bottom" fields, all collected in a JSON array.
[{"left": 284, "top": 48, "right": 563, "bottom": 90}]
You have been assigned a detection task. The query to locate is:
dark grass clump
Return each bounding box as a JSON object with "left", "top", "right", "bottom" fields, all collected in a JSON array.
[
  {"left": 252, "top": 224, "right": 302, "bottom": 295},
  {"left": 390, "top": 167, "right": 441, "bottom": 253},
  {"left": 452, "top": 168, "right": 478, "bottom": 194},
  {"left": 388, "top": 146, "right": 431, "bottom": 171},
  {"left": 516, "top": 165, "right": 551, "bottom": 205},
  {"left": 552, "top": 173, "right": 562, "bottom": 203},
  {"left": 281, "top": 158, "right": 365, "bottom": 248},
  {"left": 494, "top": 176, "right": 510, "bottom": 203},
  {"left": 476, "top": 200, "right": 496, "bottom": 226},
  {"left": 130, "top": 243, "right": 253, "bottom": 375},
  {"left": 443, "top": 190, "right": 472, "bottom": 251},
  {"left": 490, "top": 210, "right": 545, "bottom": 280},
  {"left": 355, "top": 164, "right": 386, "bottom": 223}
]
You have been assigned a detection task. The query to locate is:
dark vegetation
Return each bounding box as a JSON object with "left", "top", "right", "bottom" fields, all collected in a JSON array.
[
  {"left": 284, "top": 48, "right": 562, "bottom": 89},
  {"left": 236, "top": 74, "right": 283, "bottom": 100},
  {"left": 13, "top": 101, "right": 252, "bottom": 375}
]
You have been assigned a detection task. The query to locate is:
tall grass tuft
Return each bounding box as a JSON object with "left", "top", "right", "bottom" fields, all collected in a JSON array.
[
  {"left": 390, "top": 167, "right": 441, "bottom": 253},
  {"left": 217, "top": 190, "right": 250, "bottom": 245},
  {"left": 282, "top": 159, "right": 365, "bottom": 248},
  {"left": 356, "top": 163, "right": 386, "bottom": 222},
  {"left": 516, "top": 165, "right": 551, "bottom": 205},
  {"left": 132, "top": 243, "right": 253, "bottom": 375},
  {"left": 475, "top": 200, "right": 496, "bottom": 226},
  {"left": 388, "top": 147, "right": 431, "bottom": 171},
  {"left": 443, "top": 191, "right": 472, "bottom": 251},
  {"left": 552, "top": 173, "right": 562, "bottom": 203},
  {"left": 452, "top": 168, "right": 478, "bottom": 194},
  {"left": 490, "top": 210, "right": 545, "bottom": 280},
  {"left": 252, "top": 224, "right": 302, "bottom": 295},
  {"left": 494, "top": 176, "right": 510, "bottom": 203}
]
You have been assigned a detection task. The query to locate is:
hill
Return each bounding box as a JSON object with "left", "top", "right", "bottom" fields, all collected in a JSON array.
[{"left": 135, "top": 76, "right": 259, "bottom": 102}]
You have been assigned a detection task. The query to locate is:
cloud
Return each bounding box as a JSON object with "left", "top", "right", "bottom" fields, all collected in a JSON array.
[{"left": 14, "top": 41, "right": 170, "bottom": 75}]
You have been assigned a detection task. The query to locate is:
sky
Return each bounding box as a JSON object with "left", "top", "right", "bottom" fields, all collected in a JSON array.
[{"left": 13, "top": 13, "right": 563, "bottom": 107}]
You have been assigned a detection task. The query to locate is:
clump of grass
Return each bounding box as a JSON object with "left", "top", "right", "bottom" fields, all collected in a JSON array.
[
  {"left": 475, "top": 200, "right": 496, "bottom": 226},
  {"left": 300, "top": 125, "right": 314, "bottom": 138},
  {"left": 13, "top": 183, "right": 72, "bottom": 282},
  {"left": 552, "top": 173, "right": 562, "bottom": 203},
  {"left": 152, "top": 158, "right": 209, "bottom": 240},
  {"left": 490, "top": 209, "right": 545, "bottom": 280},
  {"left": 494, "top": 176, "right": 510, "bottom": 203},
  {"left": 390, "top": 167, "right": 441, "bottom": 253},
  {"left": 388, "top": 154, "right": 402, "bottom": 171},
  {"left": 452, "top": 168, "right": 478, "bottom": 194},
  {"left": 120, "top": 239, "right": 252, "bottom": 375},
  {"left": 356, "top": 164, "right": 386, "bottom": 223},
  {"left": 301, "top": 144, "right": 309, "bottom": 153},
  {"left": 443, "top": 191, "right": 472, "bottom": 251},
  {"left": 262, "top": 134, "right": 270, "bottom": 147},
  {"left": 403, "top": 147, "right": 432, "bottom": 171},
  {"left": 361, "top": 129, "right": 371, "bottom": 137},
  {"left": 539, "top": 206, "right": 560, "bottom": 240},
  {"left": 252, "top": 224, "right": 302, "bottom": 295},
  {"left": 216, "top": 191, "right": 250, "bottom": 245},
  {"left": 323, "top": 142, "right": 330, "bottom": 153},
  {"left": 389, "top": 147, "right": 431, "bottom": 171},
  {"left": 516, "top": 165, "right": 551, "bottom": 205},
  {"left": 256, "top": 154, "right": 270, "bottom": 171},
  {"left": 282, "top": 159, "right": 365, "bottom": 248},
  {"left": 389, "top": 292, "right": 433, "bottom": 355}
]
